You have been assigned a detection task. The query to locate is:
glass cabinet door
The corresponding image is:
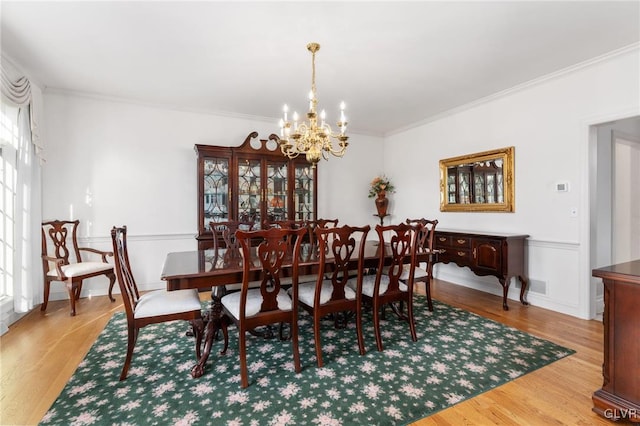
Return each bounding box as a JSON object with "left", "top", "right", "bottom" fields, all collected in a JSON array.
[
  {"left": 447, "top": 169, "right": 457, "bottom": 203},
  {"left": 458, "top": 169, "right": 471, "bottom": 204},
  {"left": 196, "top": 134, "right": 318, "bottom": 249},
  {"left": 294, "top": 164, "right": 314, "bottom": 221},
  {"left": 266, "top": 161, "right": 288, "bottom": 224},
  {"left": 203, "top": 157, "right": 229, "bottom": 230},
  {"left": 237, "top": 159, "right": 261, "bottom": 229}
]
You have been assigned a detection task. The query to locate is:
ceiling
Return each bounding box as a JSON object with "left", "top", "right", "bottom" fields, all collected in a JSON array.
[{"left": 1, "top": 1, "right": 639, "bottom": 136}]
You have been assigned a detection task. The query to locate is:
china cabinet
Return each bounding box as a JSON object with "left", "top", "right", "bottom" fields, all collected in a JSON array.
[{"left": 196, "top": 132, "right": 317, "bottom": 249}]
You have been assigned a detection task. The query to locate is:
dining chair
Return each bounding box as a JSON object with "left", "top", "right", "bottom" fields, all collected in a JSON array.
[
  {"left": 110, "top": 226, "right": 204, "bottom": 380},
  {"left": 307, "top": 218, "right": 339, "bottom": 248},
  {"left": 297, "top": 224, "right": 370, "bottom": 367},
  {"left": 351, "top": 222, "right": 422, "bottom": 351},
  {"left": 264, "top": 219, "right": 308, "bottom": 230},
  {"left": 210, "top": 220, "right": 254, "bottom": 248},
  {"left": 314, "top": 218, "right": 339, "bottom": 229},
  {"left": 209, "top": 220, "right": 255, "bottom": 293},
  {"left": 41, "top": 220, "right": 116, "bottom": 316},
  {"left": 404, "top": 218, "right": 439, "bottom": 311},
  {"left": 220, "top": 226, "right": 306, "bottom": 388}
]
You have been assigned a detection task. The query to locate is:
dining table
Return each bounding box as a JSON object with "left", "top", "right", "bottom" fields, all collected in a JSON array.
[{"left": 161, "top": 240, "right": 440, "bottom": 378}]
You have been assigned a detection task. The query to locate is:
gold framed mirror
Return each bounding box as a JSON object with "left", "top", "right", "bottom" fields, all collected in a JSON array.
[{"left": 440, "top": 146, "right": 515, "bottom": 212}]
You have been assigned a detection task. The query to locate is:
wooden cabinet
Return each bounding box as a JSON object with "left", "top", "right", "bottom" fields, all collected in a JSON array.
[
  {"left": 196, "top": 132, "right": 317, "bottom": 249},
  {"left": 592, "top": 261, "right": 640, "bottom": 423},
  {"left": 434, "top": 229, "right": 529, "bottom": 310}
]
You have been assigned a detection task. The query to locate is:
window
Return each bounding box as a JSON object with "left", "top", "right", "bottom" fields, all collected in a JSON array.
[{"left": 0, "top": 101, "right": 19, "bottom": 300}]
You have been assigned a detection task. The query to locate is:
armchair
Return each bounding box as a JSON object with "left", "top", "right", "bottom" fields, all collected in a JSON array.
[{"left": 41, "top": 220, "right": 116, "bottom": 316}]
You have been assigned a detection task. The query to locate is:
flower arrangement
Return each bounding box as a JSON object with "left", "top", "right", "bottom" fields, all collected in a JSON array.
[{"left": 368, "top": 175, "right": 395, "bottom": 198}]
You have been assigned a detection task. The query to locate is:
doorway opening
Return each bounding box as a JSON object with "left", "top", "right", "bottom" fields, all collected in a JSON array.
[{"left": 590, "top": 116, "right": 640, "bottom": 316}]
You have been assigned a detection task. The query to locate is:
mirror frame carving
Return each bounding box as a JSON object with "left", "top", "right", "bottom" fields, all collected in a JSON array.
[{"left": 439, "top": 146, "right": 515, "bottom": 212}]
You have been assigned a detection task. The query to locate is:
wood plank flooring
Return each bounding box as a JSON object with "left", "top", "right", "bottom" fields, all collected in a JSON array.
[{"left": 0, "top": 280, "right": 627, "bottom": 425}]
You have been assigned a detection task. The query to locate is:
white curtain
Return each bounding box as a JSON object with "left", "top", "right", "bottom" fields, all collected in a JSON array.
[{"left": 1, "top": 63, "right": 44, "bottom": 314}]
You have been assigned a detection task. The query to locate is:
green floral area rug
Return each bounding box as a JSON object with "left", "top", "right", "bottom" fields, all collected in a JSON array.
[{"left": 40, "top": 297, "right": 574, "bottom": 426}]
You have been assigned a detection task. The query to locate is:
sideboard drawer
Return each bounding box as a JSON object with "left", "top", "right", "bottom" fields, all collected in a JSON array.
[
  {"left": 451, "top": 237, "right": 471, "bottom": 248},
  {"left": 435, "top": 235, "right": 450, "bottom": 247},
  {"left": 440, "top": 249, "right": 471, "bottom": 264}
]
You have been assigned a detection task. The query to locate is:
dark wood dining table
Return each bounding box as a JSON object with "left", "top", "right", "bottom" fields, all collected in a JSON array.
[{"left": 161, "top": 240, "right": 439, "bottom": 377}]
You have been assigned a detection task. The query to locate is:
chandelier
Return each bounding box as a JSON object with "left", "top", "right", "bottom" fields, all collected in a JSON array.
[{"left": 278, "top": 42, "right": 349, "bottom": 168}]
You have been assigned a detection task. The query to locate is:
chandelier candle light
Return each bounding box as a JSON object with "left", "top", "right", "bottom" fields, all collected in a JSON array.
[{"left": 278, "top": 42, "right": 349, "bottom": 168}]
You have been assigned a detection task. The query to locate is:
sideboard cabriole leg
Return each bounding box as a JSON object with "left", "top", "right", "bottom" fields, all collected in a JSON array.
[
  {"left": 518, "top": 275, "right": 529, "bottom": 305},
  {"left": 499, "top": 277, "right": 510, "bottom": 311}
]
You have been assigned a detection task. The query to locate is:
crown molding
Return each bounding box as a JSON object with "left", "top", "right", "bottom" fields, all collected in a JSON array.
[{"left": 385, "top": 42, "right": 640, "bottom": 137}]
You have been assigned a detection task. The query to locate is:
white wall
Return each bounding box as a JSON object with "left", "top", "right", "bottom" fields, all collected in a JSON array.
[
  {"left": 42, "top": 93, "right": 383, "bottom": 299},
  {"left": 40, "top": 47, "right": 639, "bottom": 319},
  {"left": 384, "top": 47, "right": 640, "bottom": 318}
]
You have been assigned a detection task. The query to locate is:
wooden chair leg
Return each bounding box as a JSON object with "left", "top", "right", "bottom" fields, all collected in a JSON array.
[
  {"left": 107, "top": 272, "right": 116, "bottom": 302},
  {"left": 314, "top": 314, "right": 324, "bottom": 368},
  {"left": 220, "top": 315, "right": 230, "bottom": 355},
  {"left": 425, "top": 278, "right": 434, "bottom": 312},
  {"left": 372, "top": 299, "right": 383, "bottom": 352},
  {"left": 356, "top": 306, "right": 365, "bottom": 356},
  {"left": 120, "top": 325, "right": 138, "bottom": 380},
  {"left": 239, "top": 328, "right": 249, "bottom": 388},
  {"left": 41, "top": 280, "right": 50, "bottom": 311},
  {"left": 66, "top": 281, "right": 77, "bottom": 316},
  {"left": 407, "top": 297, "right": 417, "bottom": 342},
  {"left": 75, "top": 280, "right": 83, "bottom": 300},
  {"left": 291, "top": 317, "right": 301, "bottom": 374}
]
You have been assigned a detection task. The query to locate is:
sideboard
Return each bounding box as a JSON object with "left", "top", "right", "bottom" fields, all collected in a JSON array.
[
  {"left": 433, "top": 229, "right": 529, "bottom": 310},
  {"left": 592, "top": 260, "right": 640, "bottom": 423}
]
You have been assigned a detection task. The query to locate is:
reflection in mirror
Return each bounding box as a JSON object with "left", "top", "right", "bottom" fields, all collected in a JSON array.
[{"left": 440, "top": 147, "right": 515, "bottom": 212}]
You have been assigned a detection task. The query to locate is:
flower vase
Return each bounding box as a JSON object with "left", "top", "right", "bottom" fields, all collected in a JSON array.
[{"left": 375, "top": 190, "right": 389, "bottom": 217}]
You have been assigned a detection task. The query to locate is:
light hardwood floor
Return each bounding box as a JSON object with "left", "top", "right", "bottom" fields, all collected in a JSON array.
[{"left": 0, "top": 279, "right": 628, "bottom": 425}]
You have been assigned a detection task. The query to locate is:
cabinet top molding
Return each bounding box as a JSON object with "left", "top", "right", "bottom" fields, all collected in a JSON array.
[{"left": 196, "top": 132, "right": 282, "bottom": 157}]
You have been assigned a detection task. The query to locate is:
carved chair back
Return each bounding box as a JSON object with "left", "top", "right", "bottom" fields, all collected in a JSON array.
[
  {"left": 375, "top": 222, "right": 421, "bottom": 295},
  {"left": 110, "top": 226, "right": 140, "bottom": 321},
  {"left": 210, "top": 220, "right": 254, "bottom": 250},
  {"left": 41, "top": 220, "right": 83, "bottom": 269},
  {"left": 315, "top": 224, "right": 370, "bottom": 304},
  {"left": 406, "top": 218, "right": 438, "bottom": 256},
  {"left": 235, "top": 227, "right": 306, "bottom": 319}
]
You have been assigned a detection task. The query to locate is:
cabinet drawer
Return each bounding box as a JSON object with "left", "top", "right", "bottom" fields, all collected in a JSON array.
[
  {"left": 451, "top": 237, "right": 471, "bottom": 248},
  {"left": 440, "top": 249, "right": 471, "bottom": 264},
  {"left": 435, "top": 235, "right": 451, "bottom": 248}
]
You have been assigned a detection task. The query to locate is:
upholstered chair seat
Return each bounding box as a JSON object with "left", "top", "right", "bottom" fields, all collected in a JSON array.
[
  {"left": 134, "top": 289, "right": 202, "bottom": 319},
  {"left": 46, "top": 262, "right": 113, "bottom": 278},
  {"left": 349, "top": 274, "right": 408, "bottom": 298},
  {"left": 297, "top": 280, "right": 356, "bottom": 307},
  {"left": 221, "top": 287, "right": 293, "bottom": 319},
  {"left": 400, "top": 266, "right": 428, "bottom": 281}
]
